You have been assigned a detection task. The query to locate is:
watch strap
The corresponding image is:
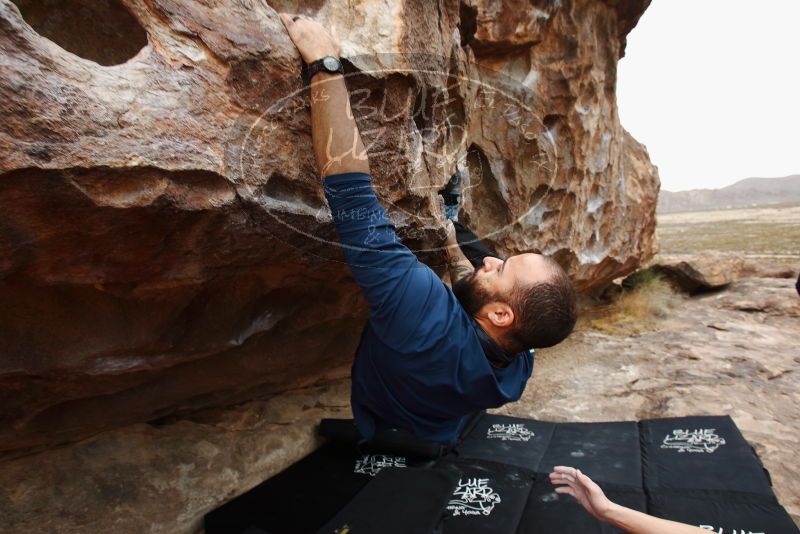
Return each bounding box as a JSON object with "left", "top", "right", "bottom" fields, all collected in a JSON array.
[{"left": 305, "top": 56, "right": 343, "bottom": 81}]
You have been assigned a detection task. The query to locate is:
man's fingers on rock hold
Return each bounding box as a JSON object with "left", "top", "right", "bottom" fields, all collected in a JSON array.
[{"left": 279, "top": 13, "right": 299, "bottom": 27}]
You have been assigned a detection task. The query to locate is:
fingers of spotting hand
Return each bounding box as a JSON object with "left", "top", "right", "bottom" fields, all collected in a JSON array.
[
  {"left": 552, "top": 480, "right": 579, "bottom": 495},
  {"left": 558, "top": 466, "right": 591, "bottom": 486},
  {"left": 549, "top": 471, "right": 577, "bottom": 484}
]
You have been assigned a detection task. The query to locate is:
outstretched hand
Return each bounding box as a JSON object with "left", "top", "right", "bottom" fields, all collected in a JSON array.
[
  {"left": 278, "top": 12, "right": 341, "bottom": 64},
  {"left": 549, "top": 466, "right": 615, "bottom": 521}
]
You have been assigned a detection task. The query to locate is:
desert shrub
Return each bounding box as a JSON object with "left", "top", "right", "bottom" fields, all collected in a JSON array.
[
  {"left": 622, "top": 269, "right": 662, "bottom": 290},
  {"left": 586, "top": 274, "right": 680, "bottom": 335}
]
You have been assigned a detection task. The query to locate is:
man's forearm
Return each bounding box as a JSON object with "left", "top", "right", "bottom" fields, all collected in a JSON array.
[
  {"left": 310, "top": 73, "right": 370, "bottom": 178},
  {"left": 443, "top": 222, "right": 474, "bottom": 284},
  {"left": 445, "top": 245, "right": 474, "bottom": 284},
  {"left": 606, "top": 504, "right": 707, "bottom": 534}
]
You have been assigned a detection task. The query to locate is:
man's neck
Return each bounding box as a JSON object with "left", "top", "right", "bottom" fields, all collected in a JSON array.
[
  {"left": 474, "top": 316, "right": 517, "bottom": 367},
  {"left": 475, "top": 316, "right": 510, "bottom": 352}
]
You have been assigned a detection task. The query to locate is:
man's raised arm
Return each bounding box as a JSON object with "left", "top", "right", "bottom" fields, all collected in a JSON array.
[
  {"left": 443, "top": 220, "right": 475, "bottom": 284},
  {"left": 279, "top": 13, "right": 370, "bottom": 178},
  {"left": 278, "top": 13, "right": 458, "bottom": 350}
]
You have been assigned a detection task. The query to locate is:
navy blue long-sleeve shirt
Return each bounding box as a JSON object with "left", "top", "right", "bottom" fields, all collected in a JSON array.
[{"left": 323, "top": 172, "right": 533, "bottom": 445}]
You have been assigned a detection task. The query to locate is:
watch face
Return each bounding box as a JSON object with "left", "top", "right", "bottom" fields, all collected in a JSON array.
[{"left": 323, "top": 56, "right": 340, "bottom": 71}]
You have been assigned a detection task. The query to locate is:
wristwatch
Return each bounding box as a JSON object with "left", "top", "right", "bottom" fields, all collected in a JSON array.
[{"left": 305, "top": 55, "right": 344, "bottom": 80}]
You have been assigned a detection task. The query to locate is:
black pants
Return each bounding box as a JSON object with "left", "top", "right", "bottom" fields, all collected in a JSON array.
[{"left": 453, "top": 221, "right": 501, "bottom": 268}]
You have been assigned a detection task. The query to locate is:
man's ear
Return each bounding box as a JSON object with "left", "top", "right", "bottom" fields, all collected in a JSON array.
[{"left": 484, "top": 302, "right": 514, "bottom": 328}]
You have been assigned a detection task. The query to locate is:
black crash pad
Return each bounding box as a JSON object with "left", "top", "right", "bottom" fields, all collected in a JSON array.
[
  {"left": 435, "top": 458, "right": 535, "bottom": 534},
  {"left": 648, "top": 491, "right": 799, "bottom": 534},
  {"left": 205, "top": 414, "right": 798, "bottom": 534},
  {"left": 641, "top": 415, "right": 773, "bottom": 495},
  {"left": 204, "top": 442, "right": 432, "bottom": 534},
  {"left": 517, "top": 480, "right": 646, "bottom": 534},
  {"left": 536, "top": 420, "right": 642, "bottom": 489},
  {"left": 317, "top": 467, "right": 459, "bottom": 534},
  {"left": 454, "top": 414, "right": 555, "bottom": 473}
]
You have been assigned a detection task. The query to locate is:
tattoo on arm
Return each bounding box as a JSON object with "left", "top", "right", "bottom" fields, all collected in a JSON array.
[
  {"left": 445, "top": 244, "right": 475, "bottom": 284},
  {"left": 450, "top": 263, "right": 474, "bottom": 283}
]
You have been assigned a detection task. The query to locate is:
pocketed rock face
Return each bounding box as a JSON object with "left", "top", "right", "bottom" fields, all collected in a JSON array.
[{"left": 0, "top": 0, "right": 657, "bottom": 456}]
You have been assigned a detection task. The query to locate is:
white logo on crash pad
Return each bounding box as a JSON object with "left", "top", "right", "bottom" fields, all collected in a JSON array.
[
  {"left": 487, "top": 423, "right": 534, "bottom": 442},
  {"left": 353, "top": 454, "right": 406, "bottom": 476},
  {"left": 661, "top": 429, "right": 726, "bottom": 453},
  {"left": 447, "top": 478, "right": 501, "bottom": 516},
  {"left": 699, "top": 525, "right": 764, "bottom": 534}
]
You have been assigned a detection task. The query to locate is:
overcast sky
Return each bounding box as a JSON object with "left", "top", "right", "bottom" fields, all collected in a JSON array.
[{"left": 616, "top": 0, "right": 800, "bottom": 192}]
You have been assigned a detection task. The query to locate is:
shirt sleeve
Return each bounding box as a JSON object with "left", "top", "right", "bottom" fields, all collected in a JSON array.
[{"left": 323, "top": 172, "right": 451, "bottom": 350}]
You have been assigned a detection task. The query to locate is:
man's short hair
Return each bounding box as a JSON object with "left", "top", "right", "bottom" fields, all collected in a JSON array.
[{"left": 506, "top": 257, "right": 577, "bottom": 350}]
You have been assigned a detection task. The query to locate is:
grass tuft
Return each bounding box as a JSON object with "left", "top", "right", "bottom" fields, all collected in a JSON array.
[
  {"left": 585, "top": 274, "right": 680, "bottom": 335},
  {"left": 622, "top": 269, "right": 662, "bottom": 290}
]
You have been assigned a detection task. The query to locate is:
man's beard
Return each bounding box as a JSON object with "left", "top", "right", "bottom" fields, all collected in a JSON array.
[{"left": 452, "top": 271, "right": 498, "bottom": 316}]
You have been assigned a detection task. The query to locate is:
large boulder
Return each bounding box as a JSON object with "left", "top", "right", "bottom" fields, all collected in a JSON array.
[
  {"left": 649, "top": 253, "right": 744, "bottom": 293},
  {"left": 0, "top": 0, "right": 658, "bottom": 457}
]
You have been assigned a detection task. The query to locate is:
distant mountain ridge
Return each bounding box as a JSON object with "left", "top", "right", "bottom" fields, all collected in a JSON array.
[{"left": 658, "top": 175, "right": 800, "bottom": 213}]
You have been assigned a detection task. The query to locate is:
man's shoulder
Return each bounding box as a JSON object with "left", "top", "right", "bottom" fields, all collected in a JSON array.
[{"left": 376, "top": 283, "right": 478, "bottom": 355}]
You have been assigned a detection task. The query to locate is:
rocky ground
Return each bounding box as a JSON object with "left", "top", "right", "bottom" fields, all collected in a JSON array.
[{"left": 1, "top": 276, "right": 798, "bottom": 533}]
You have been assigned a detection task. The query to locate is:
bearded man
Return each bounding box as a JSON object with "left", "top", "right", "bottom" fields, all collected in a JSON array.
[{"left": 279, "top": 13, "right": 577, "bottom": 446}]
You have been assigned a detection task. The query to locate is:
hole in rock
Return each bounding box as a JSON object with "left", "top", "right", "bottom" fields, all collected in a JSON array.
[
  {"left": 458, "top": 1, "right": 478, "bottom": 47},
  {"left": 11, "top": 0, "right": 147, "bottom": 66},
  {"left": 464, "top": 144, "right": 511, "bottom": 232},
  {"left": 543, "top": 114, "right": 563, "bottom": 131},
  {"left": 412, "top": 85, "right": 436, "bottom": 140},
  {"left": 262, "top": 173, "right": 324, "bottom": 210}
]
